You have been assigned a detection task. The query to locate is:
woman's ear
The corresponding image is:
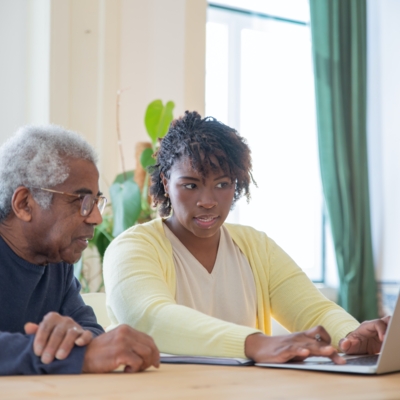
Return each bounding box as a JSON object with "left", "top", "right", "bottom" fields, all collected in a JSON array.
[
  {"left": 161, "top": 173, "right": 169, "bottom": 195},
  {"left": 11, "top": 187, "right": 34, "bottom": 222}
]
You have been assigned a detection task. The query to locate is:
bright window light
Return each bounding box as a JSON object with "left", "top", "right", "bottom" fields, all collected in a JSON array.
[{"left": 206, "top": 1, "right": 326, "bottom": 281}]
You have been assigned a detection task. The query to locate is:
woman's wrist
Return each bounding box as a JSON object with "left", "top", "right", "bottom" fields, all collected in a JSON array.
[{"left": 244, "top": 332, "right": 266, "bottom": 359}]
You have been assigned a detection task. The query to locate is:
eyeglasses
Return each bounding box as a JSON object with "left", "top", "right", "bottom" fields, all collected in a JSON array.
[{"left": 37, "top": 188, "right": 108, "bottom": 217}]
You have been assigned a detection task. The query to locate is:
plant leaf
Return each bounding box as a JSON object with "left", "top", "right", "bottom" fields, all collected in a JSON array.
[
  {"left": 140, "top": 148, "right": 156, "bottom": 169},
  {"left": 145, "top": 100, "right": 163, "bottom": 143},
  {"left": 73, "top": 257, "right": 83, "bottom": 280},
  {"left": 90, "top": 216, "right": 114, "bottom": 256},
  {"left": 110, "top": 179, "right": 141, "bottom": 237},
  {"left": 144, "top": 100, "right": 175, "bottom": 143},
  {"left": 113, "top": 170, "right": 134, "bottom": 184},
  {"left": 94, "top": 230, "right": 112, "bottom": 260},
  {"left": 159, "top": 101, "right": 175, "bottom": 139}
]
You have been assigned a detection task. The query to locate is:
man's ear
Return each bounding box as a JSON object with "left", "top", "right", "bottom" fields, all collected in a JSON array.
[{"left": 11, "top": 187, "right": 35, "bottom": 222}]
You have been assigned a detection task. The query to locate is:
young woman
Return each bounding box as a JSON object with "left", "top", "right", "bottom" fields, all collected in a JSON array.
[{"left": 104, "top": 111, "right": 388, "bottom": 364}]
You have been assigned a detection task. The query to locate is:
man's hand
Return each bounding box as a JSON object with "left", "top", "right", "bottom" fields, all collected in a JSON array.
[
  {"left": 339, "top": 316, "right": 390, "bottom": 355},
  {"left": 245, "top": 326, "right": 345, "bottom": 365},
  {"left": 82, "top": 324, "right": 159, "bottom": 373},
  {"left": 24, "top": 312, "right": 93, "bottom": 364}
]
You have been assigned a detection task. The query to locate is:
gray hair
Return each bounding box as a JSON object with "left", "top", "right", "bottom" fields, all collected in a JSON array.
[{"left": 0, "top": 124, "right": 98, "bottom": 223}]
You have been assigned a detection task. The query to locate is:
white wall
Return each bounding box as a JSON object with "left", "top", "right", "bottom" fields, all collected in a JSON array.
[
  {"left": 50, "top": 0, "right": 122, "bottom": 189},
  {"left": 119, "top": 0, "right": 206, "bottom": 172},
  {"left": 27, "top": 0, "right": 51, "bottom": 125},
  {"left": 0, "top": 0, "right": 28, "bottom": 144},
  {"left": 0, "top": 0, "right": 51, "bottom": 143},
  {"left": 0, "top": 0, "right": 206, "bottom": 189}
]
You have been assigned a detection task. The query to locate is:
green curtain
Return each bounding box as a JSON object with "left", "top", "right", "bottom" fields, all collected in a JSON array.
[{"left": 309, "top": 0, "right": 378, "bottom": 321}]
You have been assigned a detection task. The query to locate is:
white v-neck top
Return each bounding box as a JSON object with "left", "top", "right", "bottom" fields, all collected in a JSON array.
[{"left": 163, "top": 223, "right": 257, "bottom": 328}]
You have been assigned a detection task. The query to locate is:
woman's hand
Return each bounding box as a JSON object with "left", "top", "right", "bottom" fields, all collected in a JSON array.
[
  {"left": 339, "top": 316, "right": 390, "bottom": 355},
  {"left": 245, "top": 326, "right": 345, "bottom": 364}
]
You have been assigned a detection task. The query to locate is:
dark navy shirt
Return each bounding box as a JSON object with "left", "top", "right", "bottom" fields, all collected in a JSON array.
[{"left": 0, "top": 235, "right": 104, "bottom": 375}]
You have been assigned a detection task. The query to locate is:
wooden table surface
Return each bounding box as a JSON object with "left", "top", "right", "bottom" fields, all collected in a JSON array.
[{"left": 1, "top": 364, "right": 400, "bottom": 400}]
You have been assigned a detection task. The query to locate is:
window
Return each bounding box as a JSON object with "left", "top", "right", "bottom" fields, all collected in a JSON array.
[{"left": 206, "top": 1, "right": 332, "bottom": 282}]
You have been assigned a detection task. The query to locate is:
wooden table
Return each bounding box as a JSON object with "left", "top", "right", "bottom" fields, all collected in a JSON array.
[{"left": 1, "top": 364, "right": 399, "bottom": 400}]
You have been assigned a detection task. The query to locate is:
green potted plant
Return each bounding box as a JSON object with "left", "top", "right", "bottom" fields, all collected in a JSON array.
[{"left": 74, "top": 99, "right": 174, "bottom": 291}]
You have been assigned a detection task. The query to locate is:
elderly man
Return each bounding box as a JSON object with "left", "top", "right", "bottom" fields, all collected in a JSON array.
[{"left": 0, "top": 125, "right": 159, "bottom": 375}]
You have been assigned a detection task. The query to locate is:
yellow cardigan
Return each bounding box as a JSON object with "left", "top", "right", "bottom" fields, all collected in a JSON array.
[{"left": 103, "top": 218, "right": 359, "bottom": 358}]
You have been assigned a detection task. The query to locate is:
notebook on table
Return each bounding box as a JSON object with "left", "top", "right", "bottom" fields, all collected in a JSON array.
[
  {"left": 160, "top": 353, "right": 254, "bottom": 366},
  {"left": 256, "top": 291, "right": 400, "bottom": 375}
]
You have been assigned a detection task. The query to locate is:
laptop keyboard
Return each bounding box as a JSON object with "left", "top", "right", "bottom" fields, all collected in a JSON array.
[
  {"left": 343, "top": 355, "right": 379, "bottom": 366},
  {"left": 287, "top": 354, "right": 380, "bottom": 366}
]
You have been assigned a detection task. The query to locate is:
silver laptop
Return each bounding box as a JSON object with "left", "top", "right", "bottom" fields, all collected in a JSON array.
[{"left": 256, "top": 291, "right": 400, "bottom": 375}]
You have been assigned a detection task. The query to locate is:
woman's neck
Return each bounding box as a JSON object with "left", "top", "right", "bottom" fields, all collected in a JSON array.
[{"left": 164, "top": 218, "right": 221, "bottom": 273}]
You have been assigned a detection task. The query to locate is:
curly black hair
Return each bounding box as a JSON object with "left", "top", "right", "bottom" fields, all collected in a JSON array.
[{"left": 149, "top": 111, "right": 255, "bottom": 216}]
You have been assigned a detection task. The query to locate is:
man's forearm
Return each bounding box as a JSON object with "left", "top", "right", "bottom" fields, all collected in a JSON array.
[{"left": 0, "top": 332, "right": 86, "bottom": 375}]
